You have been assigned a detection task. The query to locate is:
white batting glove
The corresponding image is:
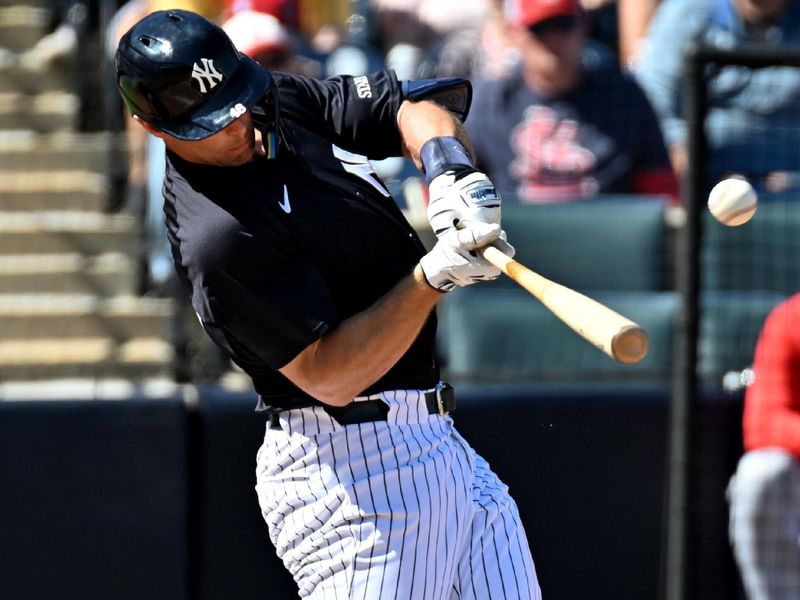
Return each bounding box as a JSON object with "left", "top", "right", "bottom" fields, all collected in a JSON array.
[
  {"left": 419, "top": 222, "right": 515, "bottom": 292},
  {"left": 427, "top": 170, "right": 502, "bottom": 237}
]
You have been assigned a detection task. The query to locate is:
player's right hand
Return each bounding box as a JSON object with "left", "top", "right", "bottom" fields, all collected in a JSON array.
[
  {"left": 427, "top": 169, "right": 501, "bottom": 238},
  {"left": 419, "top": 222, "right": 514, "bottom": 292}
]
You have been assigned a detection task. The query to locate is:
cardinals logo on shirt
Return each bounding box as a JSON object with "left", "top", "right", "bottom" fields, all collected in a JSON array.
[{"left": 510, "top": 105, "right": 600, "bottom": 202}]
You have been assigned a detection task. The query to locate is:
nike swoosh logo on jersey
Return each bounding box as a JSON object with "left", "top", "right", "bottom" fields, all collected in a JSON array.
[{"left": 279, "top": 185, "right": 292, "bottom": 214}]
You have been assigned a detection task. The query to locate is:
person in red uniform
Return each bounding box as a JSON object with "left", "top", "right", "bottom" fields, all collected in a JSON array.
[{"left": 728, "top": 293, "right": 800, "bottom": 600}]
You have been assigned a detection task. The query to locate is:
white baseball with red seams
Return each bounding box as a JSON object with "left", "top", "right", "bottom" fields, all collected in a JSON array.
[{"left": 708, "top": 178, "right": 758, "bottom": 226}]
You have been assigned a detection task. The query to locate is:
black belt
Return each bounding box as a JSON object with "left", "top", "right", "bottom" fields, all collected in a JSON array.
[{"left": 268, "top": 383, "right": 455, "bottom": 428}]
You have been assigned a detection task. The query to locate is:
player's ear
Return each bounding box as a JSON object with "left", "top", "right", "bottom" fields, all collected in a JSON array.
[{"left": 133, "top": 115, "right": 165, "bottom": 139}]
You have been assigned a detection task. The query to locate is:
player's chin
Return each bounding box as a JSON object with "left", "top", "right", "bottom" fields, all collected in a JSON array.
[{"left": 226, "top": 143, "right": 256, "bottom": 165}]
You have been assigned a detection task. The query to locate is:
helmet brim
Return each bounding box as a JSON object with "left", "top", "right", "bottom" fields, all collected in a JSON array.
[{"left": 160, "top": 55, "right": 270, "bottom": 141}]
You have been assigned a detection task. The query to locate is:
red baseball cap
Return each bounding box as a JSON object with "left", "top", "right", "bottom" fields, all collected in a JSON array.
[
  {"left": 505, "top": 0, "right": 582, "bottom": 28},
  {"left": 226, "top": 0, "right": 299, "bottom": 28},
  {"left": 222, "top": 10, "right": 292, "bottom": 59}
]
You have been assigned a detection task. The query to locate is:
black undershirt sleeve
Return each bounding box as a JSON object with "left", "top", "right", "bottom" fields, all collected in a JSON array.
[{"left": 274, "top": 69, "right": 405, "bottom": 159}]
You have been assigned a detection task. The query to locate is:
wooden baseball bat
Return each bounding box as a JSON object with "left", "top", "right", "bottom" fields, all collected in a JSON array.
[{"left": 480, "top": 245, "right": 649, "bottom": 364}]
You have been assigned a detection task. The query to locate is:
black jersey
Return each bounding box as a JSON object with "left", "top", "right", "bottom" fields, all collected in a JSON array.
[{"left": 162, "top": 70, "right": 439, "bottom": 409}]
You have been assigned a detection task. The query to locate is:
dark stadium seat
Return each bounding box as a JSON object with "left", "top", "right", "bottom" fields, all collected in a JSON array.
[
  {"left": 699, "top": 202, "right": 800, "bottom": 387},
  {"left": 438, "top": 286, "right": 679, "bottom": 384},
  {"left": 702, "top": 201, "right": 800, "bottom": 295},
  {"left": 498, "top": 196, "right": 670, "bottom": 292},
  {"left": 698, "top": 290, "right": 787, "bottom": 388}
]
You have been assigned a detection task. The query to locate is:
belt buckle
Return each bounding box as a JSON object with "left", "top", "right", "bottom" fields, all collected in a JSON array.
[
  {"left": 434, "top": 382, "right": 455, "bottom": 416},
  {"left": 265, "top": 407, "right": 283, "bottom": 429}
]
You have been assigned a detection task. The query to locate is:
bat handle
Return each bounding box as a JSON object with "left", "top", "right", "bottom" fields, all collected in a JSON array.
[
  {"left": 480, "top": 244, "right": 553, "bottom": 298},
  {"left": 481, "top": 244, "right": 514, "bottom": 272}
]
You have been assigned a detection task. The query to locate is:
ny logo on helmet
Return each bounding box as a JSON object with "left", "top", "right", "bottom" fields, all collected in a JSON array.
[{"left": 192, "top": 58, "right": 224, "bottom": 94}]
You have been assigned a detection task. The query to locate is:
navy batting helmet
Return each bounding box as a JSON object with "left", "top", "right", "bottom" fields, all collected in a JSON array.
[{"left": 115, "top": 9, "right": 276, "bottom": 141}]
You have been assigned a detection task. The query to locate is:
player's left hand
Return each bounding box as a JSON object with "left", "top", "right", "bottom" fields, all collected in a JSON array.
[
  {"left": 419, "top": 222, "right": 515, "bottom": 292},
  {"left": 427, "top": 169, "right": 501, "bottom": 238}
]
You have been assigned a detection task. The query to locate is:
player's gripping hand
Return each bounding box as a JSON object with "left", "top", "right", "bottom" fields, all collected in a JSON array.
[
  {"left": 428, "top": 170, "right": 501, "bottom": 237},
  {"left": 419, "top": 222, "right": 515, "bottom": 292},
  {"left": 420, "top": 136, "right": 501, "bottom": 237}
]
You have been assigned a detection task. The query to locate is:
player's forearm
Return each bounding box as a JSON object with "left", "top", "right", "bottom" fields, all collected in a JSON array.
[
  {"left": 397, "top": 99, "right": 475, "bottom": 171},
  {"left": 279, "top": 266, "right": 442, "bottom": 406}
]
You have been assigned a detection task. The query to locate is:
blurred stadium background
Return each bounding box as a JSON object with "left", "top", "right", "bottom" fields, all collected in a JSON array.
[{"left": 1, "top": 1, "right": 798, "bottom": 599}]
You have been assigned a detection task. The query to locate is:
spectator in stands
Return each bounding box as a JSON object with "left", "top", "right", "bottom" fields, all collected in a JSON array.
[
  {"left": 617, "top": 0, "right": 660, "bottom": 70},
  {"left": 223, "top": 10, "right": 294, "bottom": 68},
  {"left": 222, "top": 0, "right": 322, "bottom": 76},
  {"left": 243, "top": 0, "right": 355, "bottom": 66},
  {"left": 17, "top": 1, "right": 84, "bottom": 71},
  {"left": 541, "top": 1, "right": 663, "bottom": 70},
  {"left": 579, "top": 0, "right": 618, "bottom": 57},
  {"left": 433, "top": 0, "right": 520, "bottom": 80},
  {"left": 222, "top": 8, "right": 320, "bottom": 75},
  {"left": 224, "top": 0, "right": 299, "bottom": 29},
  {"left": 465, "top": 0, "right": 678, "bottom": 204},
  {"left": 728, "top": 293, "right": 800, "bottom": 600},
  {"left": 369, "top": 0, "right": 493, "bottom": 79},
  {"left": 370, "top": 0, "right": 490, "bottom": 54},
  {"left": 636, "top": 0, "right": 800, "bottom": 186},
  {"left": 19, "top": 0, "right": 126, "bottom": 131}
]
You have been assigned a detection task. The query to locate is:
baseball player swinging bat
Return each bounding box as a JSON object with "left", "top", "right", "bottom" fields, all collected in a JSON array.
[{"left": 480, "top": 244, "right": 649, "bottom": 364}]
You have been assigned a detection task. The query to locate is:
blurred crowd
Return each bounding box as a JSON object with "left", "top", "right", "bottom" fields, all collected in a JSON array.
[
  {"left": 26, "top": 0, "right": 800, "bottom": 213},
  {"left": 28, "top": 0, "right": 675, "bottom": 218}
]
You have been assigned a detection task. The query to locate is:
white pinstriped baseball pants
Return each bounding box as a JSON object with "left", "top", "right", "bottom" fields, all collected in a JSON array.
[
  {"left": 728, "top": 449, "right": 800, "bottom": 600},
  {"left": 255, "top": 389, "right": 541, "bottom": 599}
]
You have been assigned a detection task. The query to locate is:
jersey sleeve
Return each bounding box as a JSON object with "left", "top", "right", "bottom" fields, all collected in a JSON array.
[
  {"left": 274, "top": 70, "right": 405, "bottom": 159},
  {"left": 743, "top": 296, "right": 800, "bottom": 457},
  {"left": 178, "top": 203, "right": 338, "bottom": 371}
]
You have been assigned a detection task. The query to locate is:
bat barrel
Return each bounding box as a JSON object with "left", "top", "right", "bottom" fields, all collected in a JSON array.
[
  {"left": 611, "top": 325, "right": 649, "bottom": 364},
  {"left": 480, "top": 242, "right": 650, "bottom": 365}
]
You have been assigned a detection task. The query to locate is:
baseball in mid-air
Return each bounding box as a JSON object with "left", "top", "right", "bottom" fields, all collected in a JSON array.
[{"left": 707, "top": 178, "right": 758, "bottom": 226}]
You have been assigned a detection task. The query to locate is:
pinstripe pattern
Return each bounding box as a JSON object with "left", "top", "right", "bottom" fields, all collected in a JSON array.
[
  {"left": 728, "top": 449, "right": 800, "bottom": 600},
  {"left": 255, "top": 389, "right": 541, "bottom": 599}
]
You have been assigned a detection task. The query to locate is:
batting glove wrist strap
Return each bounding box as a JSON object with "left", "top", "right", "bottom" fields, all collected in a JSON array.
[
  {"left": 419, "top": 223, "right": 505, "bottom": 292},
  {"left": 420, "top": 136, "right": 474, "bottom": 185}
]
